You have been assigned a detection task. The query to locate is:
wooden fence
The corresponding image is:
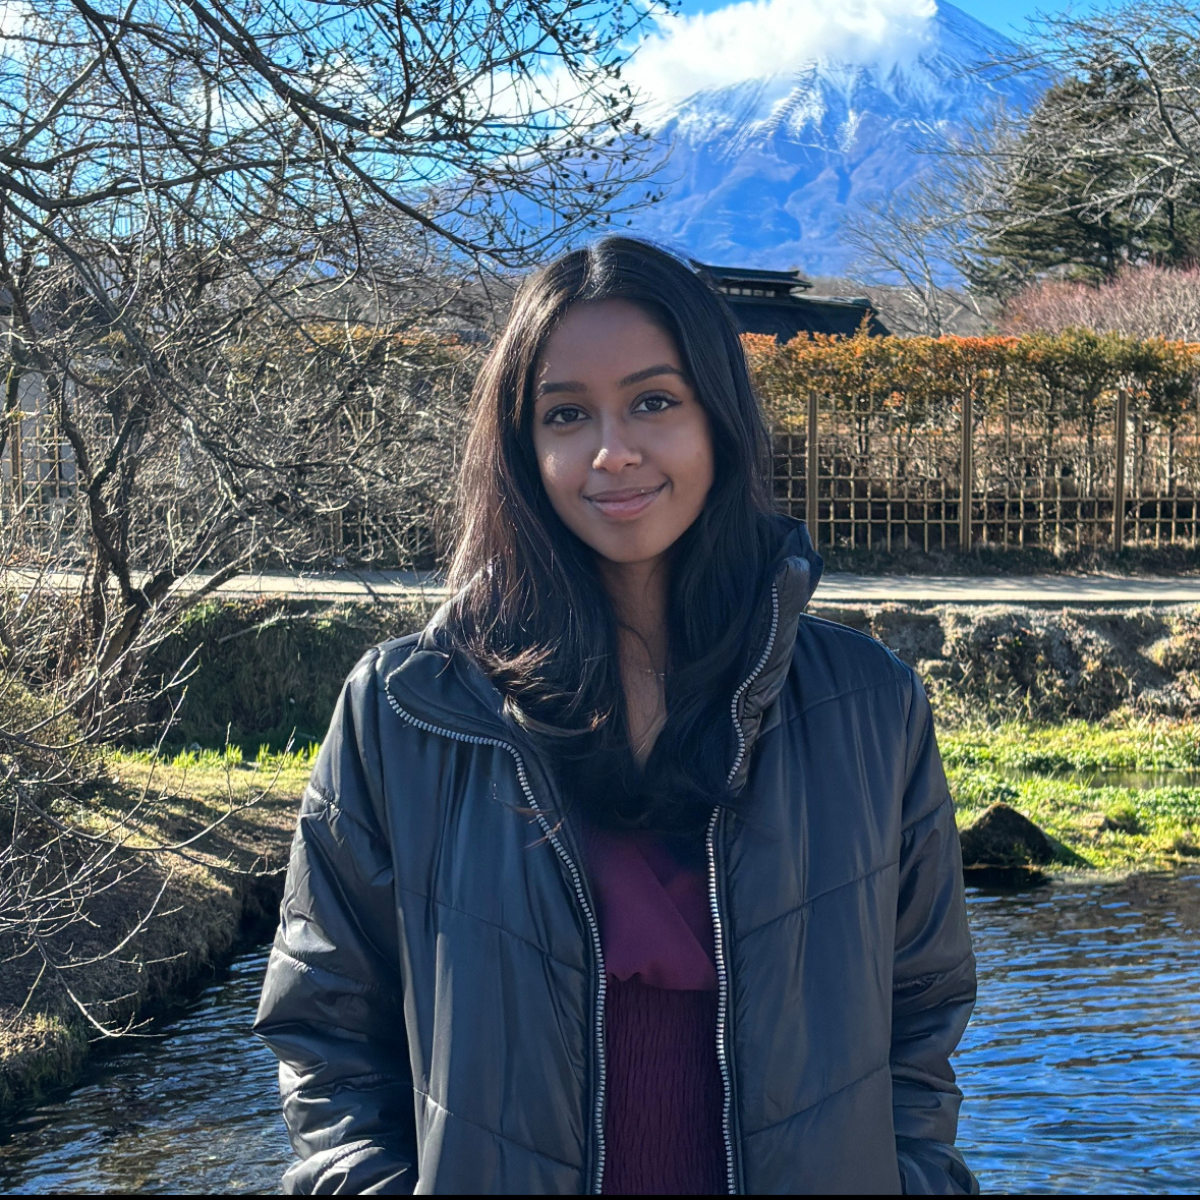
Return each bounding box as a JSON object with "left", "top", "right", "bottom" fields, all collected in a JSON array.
[
  {"left": 1, "top": 372, "right": 78, "bottom": 558},
  {"left": 771, "top": 387, "right": 1200, "bottom": 552}
]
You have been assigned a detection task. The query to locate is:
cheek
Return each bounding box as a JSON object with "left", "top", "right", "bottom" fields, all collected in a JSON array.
[
  {"left": 663, "top": 420, "right": 715, "bottom": 502},
  {"left": 690, "top": 439, "right": 716, "bottom": 498},
  {"left": 534, "top": 440, "right": 586, "bottom": 507}
]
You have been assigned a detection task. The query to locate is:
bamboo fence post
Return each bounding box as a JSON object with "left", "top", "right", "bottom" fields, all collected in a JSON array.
[
  {"left": 959, "top": 388, "right": 973, "bottom": 550},
  {"left": 9, "top": 408, "right": 23, "bottom": 508},
  {"left": 330, "top": 411, "right": 344, "bottom": 557},
  {"left": 1113, "top": 387, "right": 1128, "bottom": 548},
  {"left": 806, "top": 390, "right": 819, "bottom": 546}
]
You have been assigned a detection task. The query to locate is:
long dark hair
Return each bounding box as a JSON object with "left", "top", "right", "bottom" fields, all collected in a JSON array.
[{"left": 447, "top": 236, "right": 778, "bottom": 832}]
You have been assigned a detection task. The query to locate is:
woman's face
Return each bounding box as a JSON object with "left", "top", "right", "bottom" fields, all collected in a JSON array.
[{"left": 531, "top": 299, "right": 715, "bottom": 569}]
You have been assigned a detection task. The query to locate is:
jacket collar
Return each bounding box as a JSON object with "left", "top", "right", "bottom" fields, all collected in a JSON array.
[
  {"left": 726, "top": 516, "right": 822, "bottom": 793},
  {"left": 385, "top": 516, "right": 824, "bottom": 790}
]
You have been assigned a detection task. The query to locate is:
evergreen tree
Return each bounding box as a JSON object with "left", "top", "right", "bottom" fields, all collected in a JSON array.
[{"left": 963, "top": 3, "right": 1200, "bottom": 297}]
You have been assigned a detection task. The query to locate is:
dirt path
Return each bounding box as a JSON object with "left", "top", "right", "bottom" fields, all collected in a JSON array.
[{"left": 13, "top": 567, "right": 1200, "bottom": 604}]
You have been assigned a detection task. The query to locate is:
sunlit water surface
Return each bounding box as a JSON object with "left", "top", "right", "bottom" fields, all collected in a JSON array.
[{"left": 1, "top": 878, "right": 1198, "bottom": 1195}]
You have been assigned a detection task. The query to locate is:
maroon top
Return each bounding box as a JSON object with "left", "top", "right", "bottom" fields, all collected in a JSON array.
[{"left": 583, "top": 826, "right": 727, "bottom": 1196}]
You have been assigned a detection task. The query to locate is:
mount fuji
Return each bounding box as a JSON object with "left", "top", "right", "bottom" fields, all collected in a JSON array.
[{"left": 622, "top": 1, "right": 1042, "bottom": 276}]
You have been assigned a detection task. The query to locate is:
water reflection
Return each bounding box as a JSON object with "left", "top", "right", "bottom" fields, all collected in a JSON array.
[{"left": 0, "top": 877, "right": 1198, "bottom": 1195}]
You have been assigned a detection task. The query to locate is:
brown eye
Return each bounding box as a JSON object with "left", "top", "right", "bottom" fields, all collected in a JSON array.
[
  {"left": 633, "top": 393, "right": 679, "bottom": 414},
  {"left": 544, "top": 405, "right": 587, "bottom": 426}
]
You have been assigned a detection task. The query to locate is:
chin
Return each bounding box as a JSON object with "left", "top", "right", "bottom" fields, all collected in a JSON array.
[{"left": 592, "top": 537, "right": 675, "bottom": 566}]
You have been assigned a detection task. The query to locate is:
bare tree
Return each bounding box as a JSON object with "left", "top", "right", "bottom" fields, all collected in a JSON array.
[
  {"left": 1, "top": 562, "right": 300, "bottom": 1043},
  {"left": 0, "top": 0, "right": 663, "bottom": 260},
  {"left": 0, "top": 0, "right": 667, "bottom": 1048},
  {"left": 0, "top": 0, "right": 667, "bottom": 675},
  {"left": 841, "top": 179, "right": 990, "bottom": 336}
]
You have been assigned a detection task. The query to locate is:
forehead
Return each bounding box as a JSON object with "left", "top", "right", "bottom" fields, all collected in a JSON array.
[{"left": 536, "top": 300, "right": 682, "bottom": 385}]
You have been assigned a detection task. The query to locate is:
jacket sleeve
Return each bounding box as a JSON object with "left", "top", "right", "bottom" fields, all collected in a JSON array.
[
  {"left": 891, "top": 670, "right": 979, "bottom": 1195},
  {"left": 254, "top": 650, "right": 418, "bottom": 1195}
]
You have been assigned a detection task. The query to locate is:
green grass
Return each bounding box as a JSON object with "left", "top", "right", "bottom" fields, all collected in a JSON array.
[
  {"left": 98, "top": 744, "right": 317, "bottom": 838},
  {"left": 23, "top": 744, "right": 321, "bottom": 863},
  {"left": 113, "top": 742, "right": 319, "bottom": 775},
  {"left": 106, "top": 720, "right": 1200, "bottom": 875},
  {"left": 941, "top": 717, "right": 1200, "bottom": 774},
  {"left": 943, "top": 719, "right": 1200, "bottom": 871}
]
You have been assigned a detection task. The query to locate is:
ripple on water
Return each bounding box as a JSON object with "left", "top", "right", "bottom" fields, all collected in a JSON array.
[
  {"left": 957, "top": 878, "right": 1200, "bottom": 1194},
  {"left": 1, "top": 879, "right": 1199, "bottom": 1195}
]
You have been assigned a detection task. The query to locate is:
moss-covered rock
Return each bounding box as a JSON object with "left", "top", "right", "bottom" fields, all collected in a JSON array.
[{"left": 960, "top": 802, "right": 1056, "bottom": 867}]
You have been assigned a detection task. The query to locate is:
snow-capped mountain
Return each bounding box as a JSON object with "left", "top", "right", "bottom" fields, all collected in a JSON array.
[{"left": 623, "top": 1, "right": 1041, "bottom": 275}]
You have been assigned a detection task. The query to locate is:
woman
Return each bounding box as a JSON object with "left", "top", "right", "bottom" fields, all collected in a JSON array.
[{"left": 255, "top": 237, "right": 978, "bottom": 1195}]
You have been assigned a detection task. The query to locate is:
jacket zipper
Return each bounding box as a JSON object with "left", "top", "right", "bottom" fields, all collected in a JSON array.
[
  {"left": 709, "top": 583, "right": 781, "bottom": 1196},
  {"left": 385, "top": 581, "right": 778, "bottom": 1197},
  {"left": 383, "top": 679, "right": 609, "bottom": 1194}
]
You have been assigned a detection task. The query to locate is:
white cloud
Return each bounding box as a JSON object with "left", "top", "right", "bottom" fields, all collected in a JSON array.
[
  {"left": 0, "top": 1, "right": 34, "bottom": 48},
  {"left": 626, "top": 0, "right": 939, "bottom": 107}
]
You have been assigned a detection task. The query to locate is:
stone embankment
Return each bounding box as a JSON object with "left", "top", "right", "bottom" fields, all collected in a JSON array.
[{"left": 811, "top": 601, "right": 1200, "bottom": 723}]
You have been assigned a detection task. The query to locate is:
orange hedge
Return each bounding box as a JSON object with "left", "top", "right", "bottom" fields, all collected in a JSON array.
[{"left": 743, "top": 330, "right": 1200, "bottom": 430}]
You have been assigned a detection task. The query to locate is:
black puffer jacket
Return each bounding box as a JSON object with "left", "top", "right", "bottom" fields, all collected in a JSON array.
[{"left": 255, "top": 521, "right": 978, "bottom": 1195}]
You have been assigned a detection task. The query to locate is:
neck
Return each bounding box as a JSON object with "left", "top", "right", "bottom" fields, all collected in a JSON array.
[
  {"left": 597, "top": 555, "right": 670, "bottom": 672},
  {"left": 599, "top": 554, "right": 670, "bottom": 768}
]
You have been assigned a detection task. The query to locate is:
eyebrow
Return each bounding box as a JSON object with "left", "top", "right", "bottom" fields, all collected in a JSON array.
[{"left": 536, "top": 363, "right": 687, "bottom": 398}]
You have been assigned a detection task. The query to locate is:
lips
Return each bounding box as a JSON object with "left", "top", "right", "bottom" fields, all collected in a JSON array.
[{"left": 584, "top": 482, "right": 667, "bottom": 519}]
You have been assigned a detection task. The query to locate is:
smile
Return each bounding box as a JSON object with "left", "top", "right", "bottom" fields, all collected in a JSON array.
[{"left": 584, "top": 482, "right": 667, "bottom": 520}]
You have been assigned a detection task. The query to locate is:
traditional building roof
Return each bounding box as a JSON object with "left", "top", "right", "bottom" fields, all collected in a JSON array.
[{"left": 692, "top": 262, "right": 889, "bottom": 339}]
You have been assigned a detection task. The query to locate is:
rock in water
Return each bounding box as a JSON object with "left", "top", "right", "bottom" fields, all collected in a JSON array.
[{"left": 959, "top": 803, "right": 1054, "bottom": 867}]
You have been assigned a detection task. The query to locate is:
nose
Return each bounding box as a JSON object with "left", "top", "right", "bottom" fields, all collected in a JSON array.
[{"left": 591, "top": 418, "right": 641, "bottom": 473}]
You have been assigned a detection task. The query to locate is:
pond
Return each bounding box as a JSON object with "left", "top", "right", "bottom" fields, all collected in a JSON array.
[{"left": 2, "top": 876, "right": 1198, "bottom": 1195}]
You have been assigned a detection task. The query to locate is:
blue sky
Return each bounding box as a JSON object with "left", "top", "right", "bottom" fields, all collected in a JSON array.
[{"left": 673, "top": 0, "right": 1120, "bottom": 37}]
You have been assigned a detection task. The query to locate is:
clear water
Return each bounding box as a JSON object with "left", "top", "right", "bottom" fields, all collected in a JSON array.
[
  {"left": 0, "top": 952, "right": 287, "bottom": 1196},
  {"left": 1, "top": 877, "right": 1198, "bottom": 1195},
  {"left": 956, "top": 876, "right": 1200, "bottom": 1194}
]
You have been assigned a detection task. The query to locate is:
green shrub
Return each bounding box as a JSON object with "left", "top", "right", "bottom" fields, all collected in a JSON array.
[{"left": 141, "top": 597, "right": 438, "bottom": 751}]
